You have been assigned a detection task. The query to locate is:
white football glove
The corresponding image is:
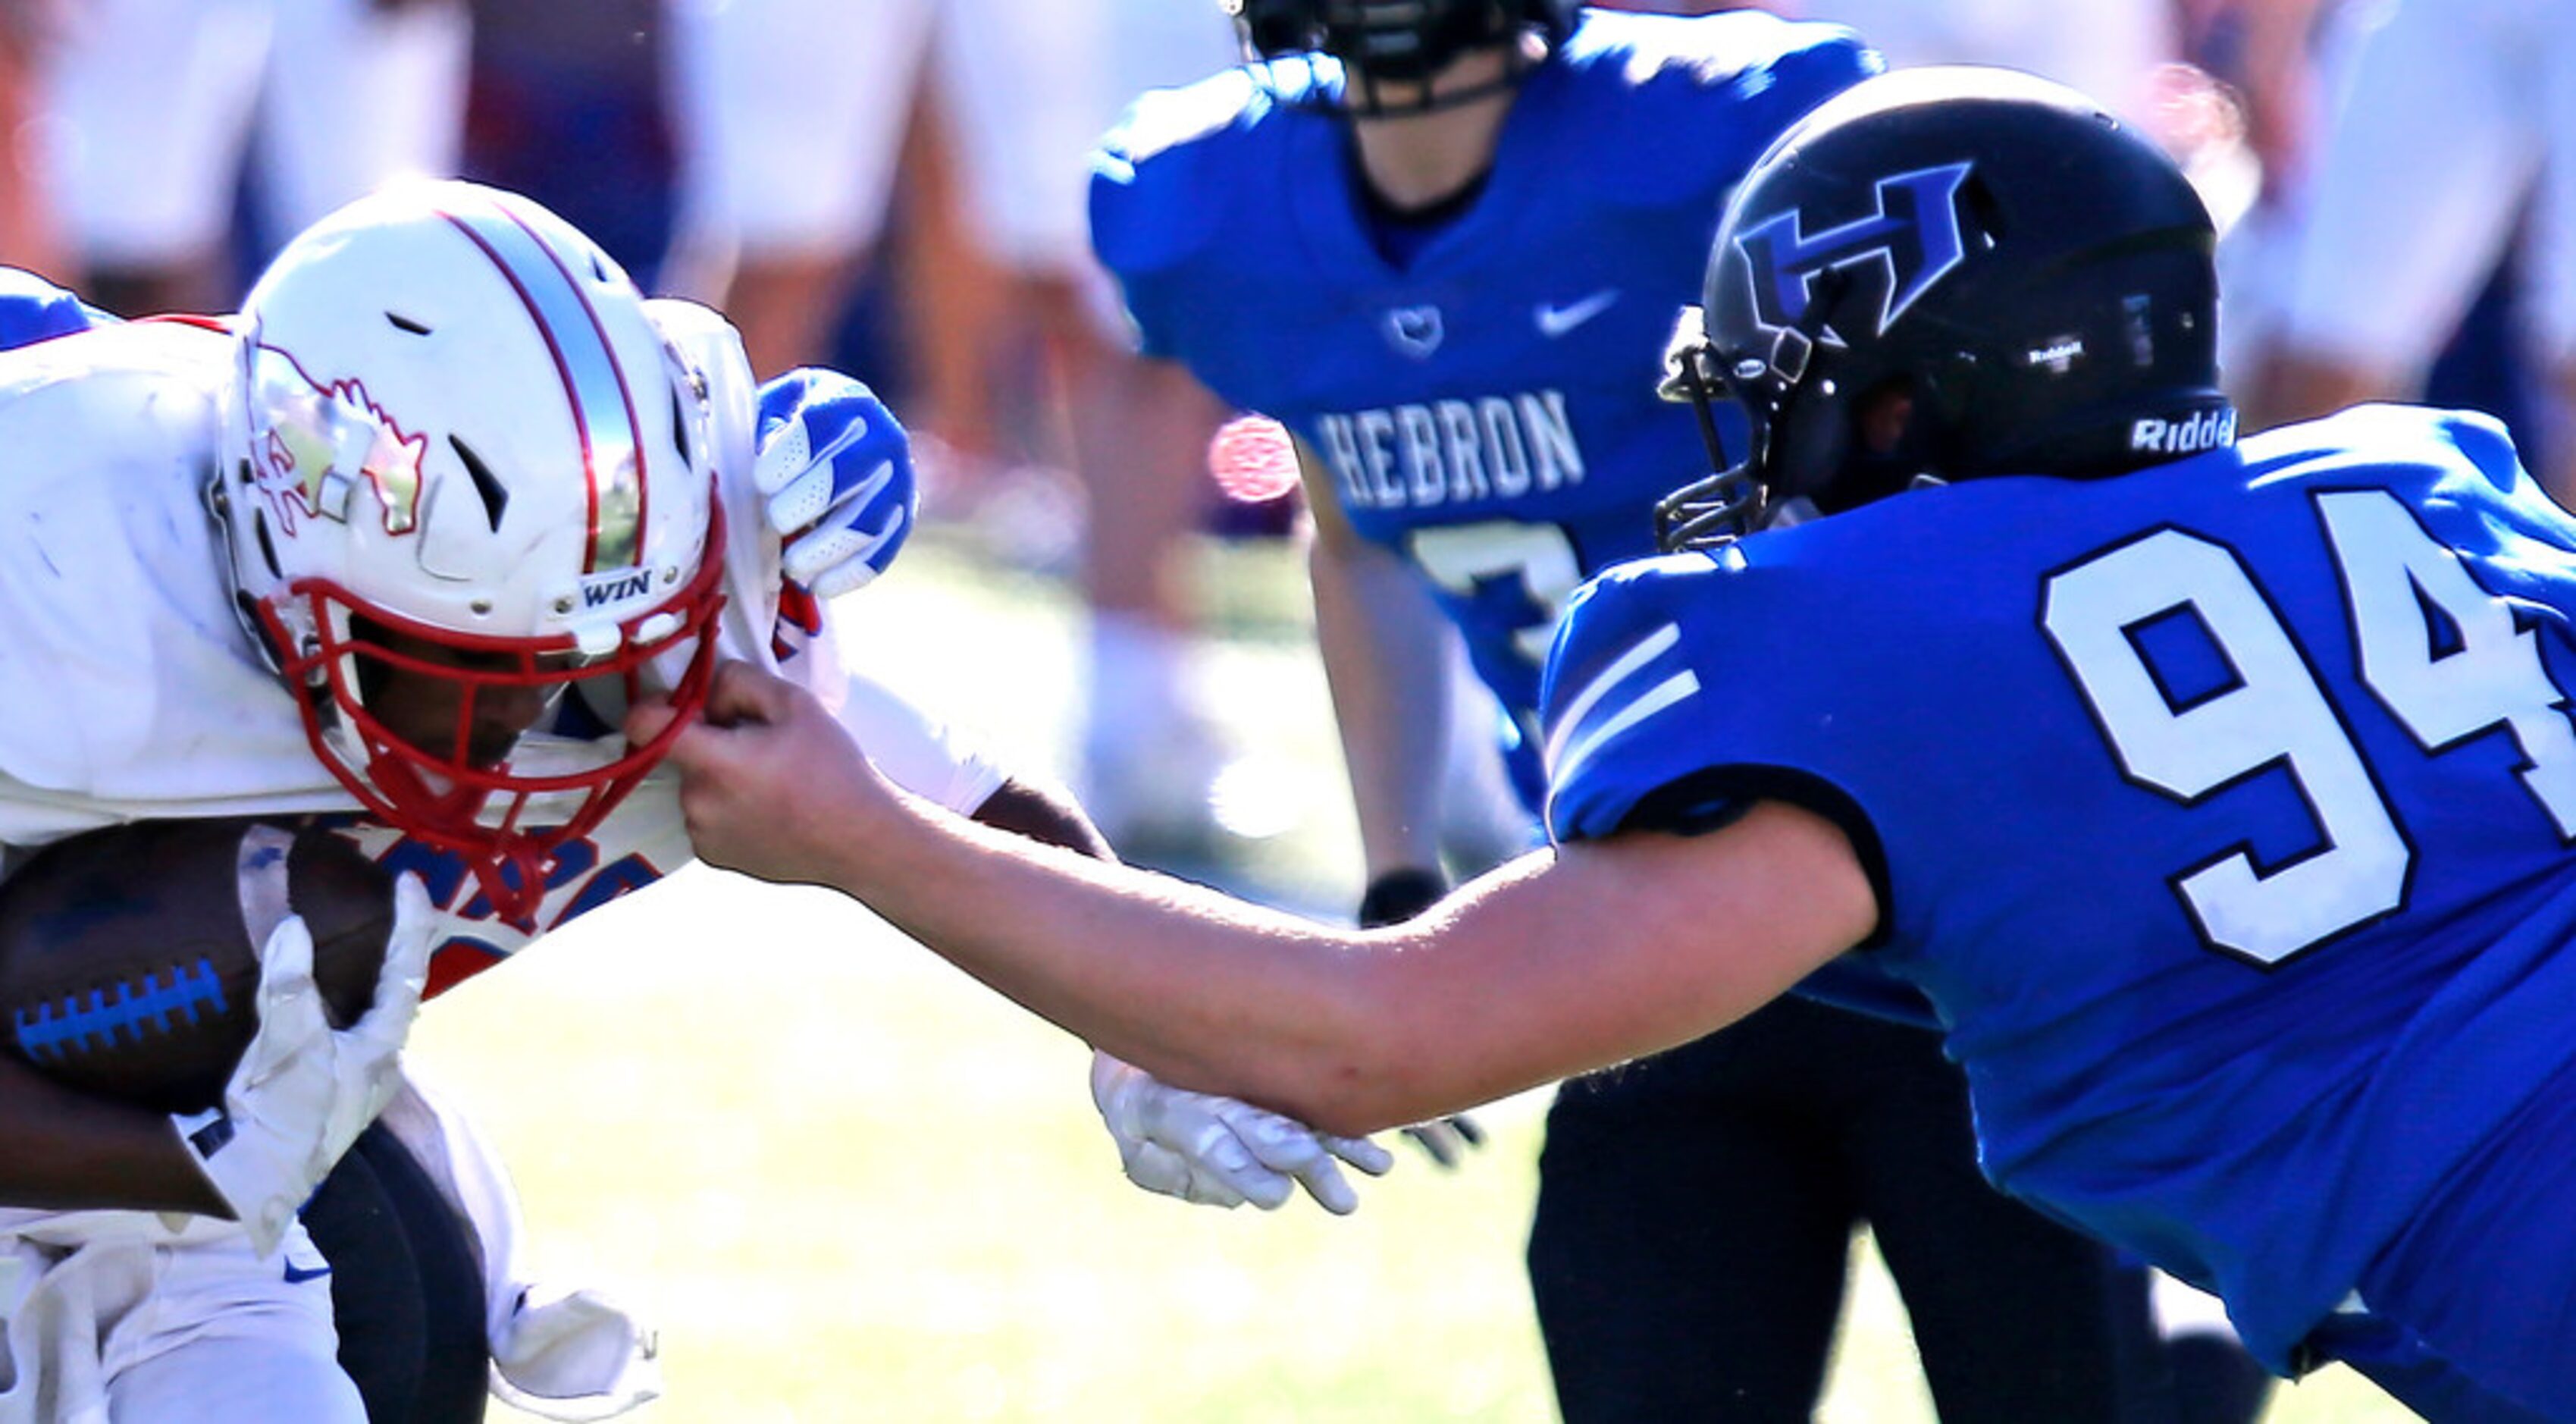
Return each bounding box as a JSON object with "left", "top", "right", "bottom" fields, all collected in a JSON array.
[
  {"left": 1089, "top": 1051, "right": 1393, "bottom": 1215},
  {"left": 171, "top": 872, "right": 434, "bottom": 1255},
  {"left": 489, "top": 1284, "right": 663, "bottom": 1422}
]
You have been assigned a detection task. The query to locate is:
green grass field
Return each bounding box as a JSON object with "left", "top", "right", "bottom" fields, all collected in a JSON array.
[{"left": 412, "top": 537, "right": 2417, "bottom": 1422}]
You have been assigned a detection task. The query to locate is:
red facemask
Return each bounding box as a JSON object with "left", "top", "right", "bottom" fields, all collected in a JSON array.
[{"left": 257, "top": 509, "right": 728, "bottom": 928}]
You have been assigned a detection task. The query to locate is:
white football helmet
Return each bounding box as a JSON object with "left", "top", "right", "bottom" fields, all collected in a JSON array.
[{"left": 209, "top": 180, "right": 725, "bottom": 925}]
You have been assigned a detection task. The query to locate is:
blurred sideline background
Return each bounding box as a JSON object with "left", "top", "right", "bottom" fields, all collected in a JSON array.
[{"left": 0, "top": 0, "right": 2531, "bottom": 1416}]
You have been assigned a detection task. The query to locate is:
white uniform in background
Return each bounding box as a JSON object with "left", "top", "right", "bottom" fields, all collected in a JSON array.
[
  {"left": 664, "top": 0, "right": 1237, "bottom": 271},
  {"left": 2271, "top": 0, "right": 2576, "bottom": 392},
  {"left": 0, "top": 307, "right": 1001, "bottom": 1423},
  {"left": 37, "top": 0, "right": 472, "bottom": 267},
  {"left": 1782, "top": 0, "right": 2174, "bottom": 119}
]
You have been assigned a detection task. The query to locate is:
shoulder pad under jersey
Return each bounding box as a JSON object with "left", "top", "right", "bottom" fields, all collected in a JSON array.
[
  {"left": 1541, "top": 10, "right": 1882, "bottom": 212},
  {"left": 1092, "top": 64, "right": 1316, "bottom": 281}
]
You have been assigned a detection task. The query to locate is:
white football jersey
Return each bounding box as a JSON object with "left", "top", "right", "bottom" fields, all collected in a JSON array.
[{"left": 0, "top": 315, "right": 1004, "bottom": 993}]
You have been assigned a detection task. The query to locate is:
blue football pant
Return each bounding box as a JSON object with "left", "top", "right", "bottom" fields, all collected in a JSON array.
[{"left": 1525, "top": 995, "right": 2202, "bottom": 1423}]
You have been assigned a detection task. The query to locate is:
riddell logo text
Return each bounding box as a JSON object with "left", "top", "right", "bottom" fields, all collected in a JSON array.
[{"left": 2129, "top": 409, "right": 2238, "bottom": 455}]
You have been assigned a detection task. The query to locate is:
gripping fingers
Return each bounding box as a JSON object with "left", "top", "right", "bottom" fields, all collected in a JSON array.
[
  {"left": 760, "top": 456, "right": 831, "bottom": 535},
  {"left": 780, "top": 495, "right": 907, "bottom": 596},
  {"left": 1095, "top": 1052, "right": 1268, "bottom": 1209},
  {"left": 1321, "top": 1133, "right": 1396, "bottom": 1178},
  {"left": 1400, "top": 1115, "right": 1484, "bottom": 1170},
  {"left": 752, "top": 365, "right": 916, "bottom": 598},
  {"left": 241, "top": 913, "right": 327, "bottom": 1089},
  {"left": 760, "top": 453, "right": 851, "bottom": 538},
  {"left": 1213, "top": 1100, "right": 1370, "bottom": 1215},
  {"left": 751, "top": 378, "right": 877, "bottom": 500},
  {"left": 763, "top": 437, "right": 896, "bottom": 538},
  {"left": 1124, "top": 1140, "right": 1250, "bottom": 1209},
  {"left": 1155, "top": 1096, "right": 1296, "bottom": 1210},
  {"left": 1286, "top": 1152, "right": 1359, "bottom": 1215},
  {"left": 253, "top": 908, "right": 320, "bottom": 1009},
  {"left": 347, "top": 872, "right": 434, "bottom": 1055}
]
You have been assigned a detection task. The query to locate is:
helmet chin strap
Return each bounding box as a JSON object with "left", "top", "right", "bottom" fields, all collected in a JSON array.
[
  {"left": 1338, "top": 39, "right": 1539, "bottom": 116},
  {"left": 1244, "top": 8, "right": 1553, "bottom": 117}
]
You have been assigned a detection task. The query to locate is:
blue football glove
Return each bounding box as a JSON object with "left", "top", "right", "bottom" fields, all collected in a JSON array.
[
  {"left": 0, "top": 268, "right": 115, "bottom": 350},
  {"left": 752, "top": 368, "right": 916, "bottom": 599}
]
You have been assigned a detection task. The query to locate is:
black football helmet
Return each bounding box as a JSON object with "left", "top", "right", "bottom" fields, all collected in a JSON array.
[
  {"left": 1657, "top": 67, "right": 2234, "bottom": 552},
  {"left": 1226, "top": 0, "right": 1581, "bottom": 113}
]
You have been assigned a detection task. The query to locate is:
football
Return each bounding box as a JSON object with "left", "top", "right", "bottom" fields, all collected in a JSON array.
[{"left": 0, "top": 817, "right": 395, "bottom": 1114}]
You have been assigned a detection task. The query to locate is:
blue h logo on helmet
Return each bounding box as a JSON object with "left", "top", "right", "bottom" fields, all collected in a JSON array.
[{"left": 1734, "top": 163, "right": 1973, "bottom": 337}]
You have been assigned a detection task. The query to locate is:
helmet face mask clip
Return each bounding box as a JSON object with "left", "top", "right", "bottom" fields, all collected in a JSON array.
[{"left": 1654, "top": 265, "right": 1860, "bottom": 552}]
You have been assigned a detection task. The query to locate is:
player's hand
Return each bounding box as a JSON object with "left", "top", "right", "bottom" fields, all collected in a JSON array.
[
  {"left": 172, "top": 873, "right": 434, "bottom": 1255},
  {"left": 1356, "top": 866, "right": 1447, "bottom": 929},
  {"left": 643, "top": 661, "right": 898, "bottom": 889},
  {"left": 1090, "top": 1051, "right": 1393, "bottom": 1215},
  {"left": 1355, "top": 869, "right": 1488, "bottom": 1169},
  {"left": 753, "top": 368, "right": 915, "bottom": 599},
  {"left": 1399, "top": 1115, "right": 1487, "bottom": 1168}
]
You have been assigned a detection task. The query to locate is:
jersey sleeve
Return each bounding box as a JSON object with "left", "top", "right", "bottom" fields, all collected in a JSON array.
[
  {"left": 1538, "top": 547, "right": 1894, "bottom": 899},
  {"left": 831, "top": 667, "right": 1008, "bottom": 817},
  {"left": 1539, "top": 554, "right": 1743, "bottom": 844},
  {"left": 1550, "top": 11, "right": 1882, "bottom": 210},
  {"left": 1539, "top": 550, "right": 1924, "bottom": 1013},
  {"left": 1089, "top": 71, "right": 1277, "bottom": 362}
]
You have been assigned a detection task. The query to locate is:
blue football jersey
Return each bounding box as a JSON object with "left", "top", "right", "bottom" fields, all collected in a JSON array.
[
  {"left": 1092, "top": 9, "right": 1877, "bottom": 799},
  {"left": 1540, "top": 405, "right": 2576, "bottom": 1369},
  {"left": 0, "top": 269, "right": 110, "bottom": 348}
]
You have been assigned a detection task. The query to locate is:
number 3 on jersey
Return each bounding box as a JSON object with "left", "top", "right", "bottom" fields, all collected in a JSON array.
[
  {"left": 2044, "top": 489, "right": 2576, "bottom": 965},
  {"left": 1406, "top": 519, "right": 1583, "bottom": 666}
]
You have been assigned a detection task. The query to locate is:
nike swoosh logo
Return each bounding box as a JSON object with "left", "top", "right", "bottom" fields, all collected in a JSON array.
[
  {"left": 1535, "top": 289, "right": 1621, "bottom": 337},
  {"left": 284, "top": 1262, "right": 333, "bottom": 1284}
]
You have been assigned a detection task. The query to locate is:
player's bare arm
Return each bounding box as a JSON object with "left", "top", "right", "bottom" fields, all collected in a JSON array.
[
  {"left": 1303, "top": 434, "right": 1454, "bottom": 882},
  {"left": 0, "top": 1055, "right": 229, "bottom": 1215},
  {"left": 638, "top": 660, "right": 1873, "bottom": 1136}
]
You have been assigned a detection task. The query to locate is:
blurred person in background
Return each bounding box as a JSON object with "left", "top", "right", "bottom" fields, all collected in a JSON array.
[
  {"left": 1089, "top": 5, "right": 2209, "bottom": 1419},
  {"left": 663, "top": 0, "right": 1249, "bottom": 861},
  {"left": 458, "top": 0, "right": 671, "bottom": 287},
  {"left": 33, "top": 0, "right": 470, "bottom": 315},
  {"left": 1775, "top": 0, "right": 2179, "bottom": 118},
  {"left": 0, "top": 2, "right": 64, "bottom": 279},
  {"left": 2242, "top": 0, "right": 2576, "bottom": 504}
]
